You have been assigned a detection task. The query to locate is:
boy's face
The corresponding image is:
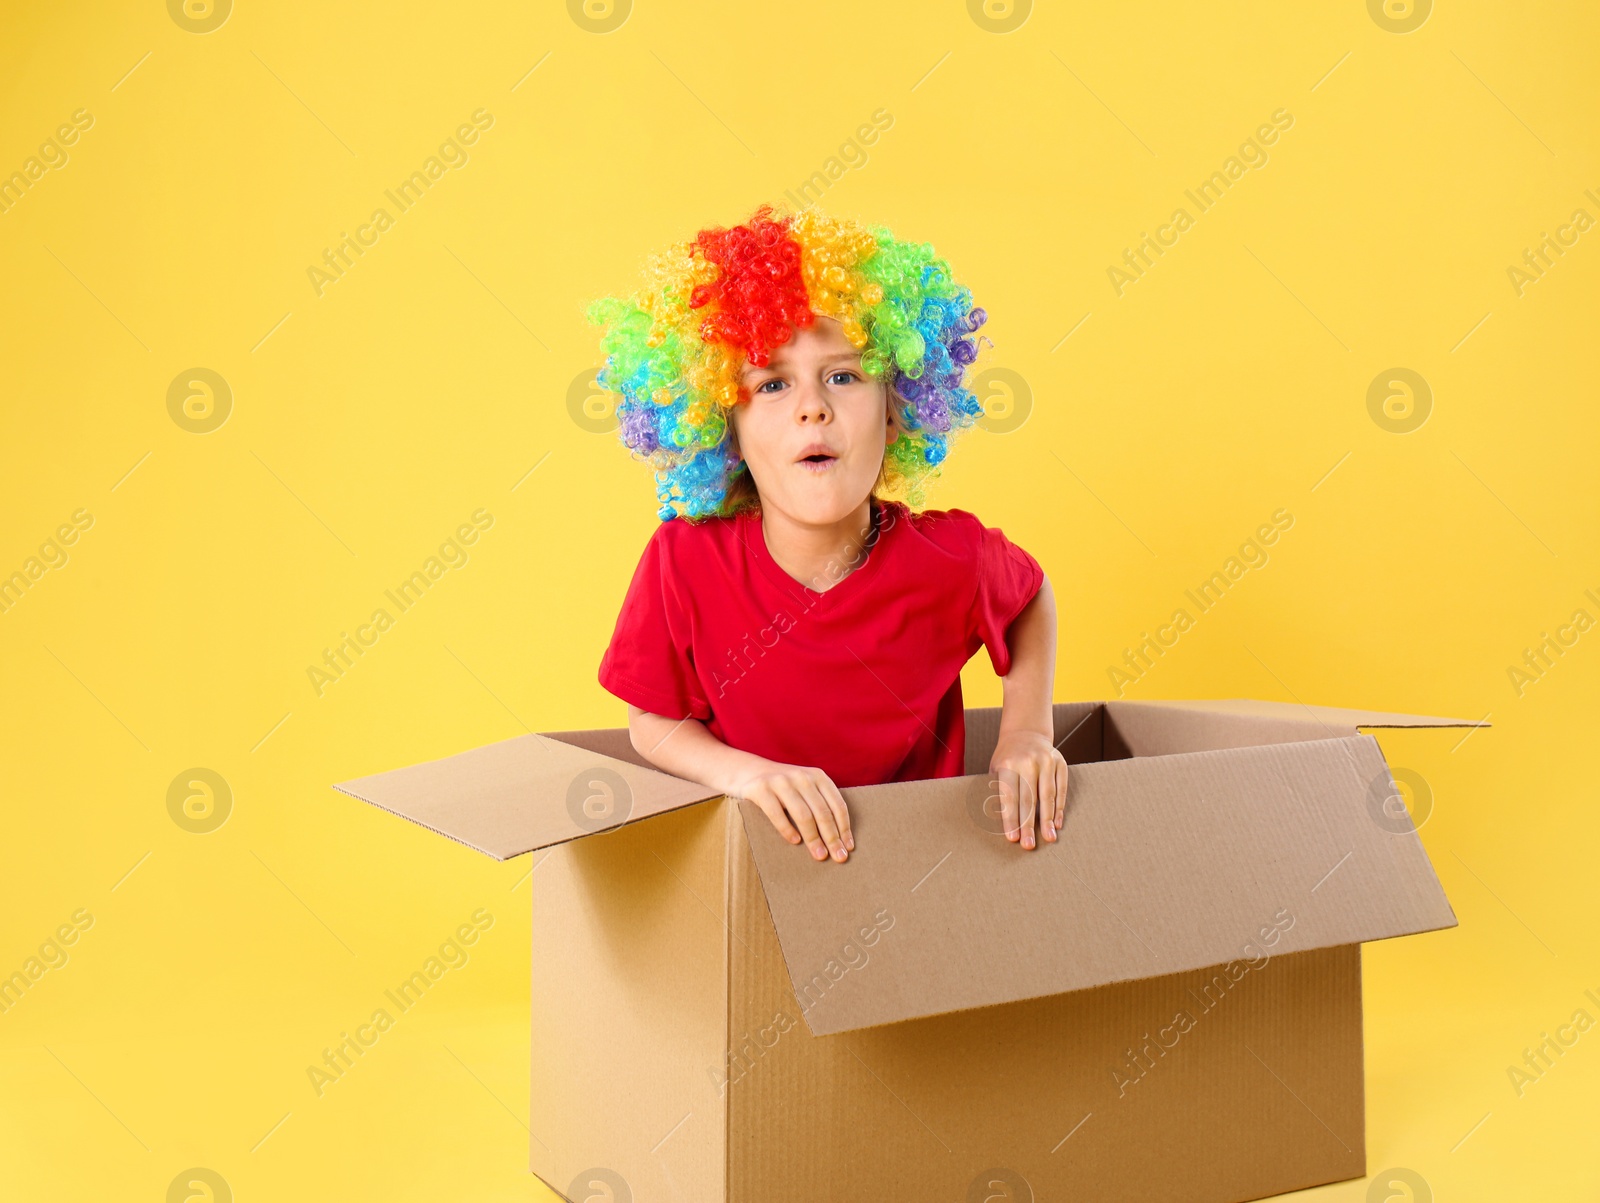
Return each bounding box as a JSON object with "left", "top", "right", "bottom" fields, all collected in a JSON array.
[{"left": 730, "top": 316, "right": 897, "bottom": 528}]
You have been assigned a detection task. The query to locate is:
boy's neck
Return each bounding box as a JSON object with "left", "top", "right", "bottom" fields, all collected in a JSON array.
[{"left": 759, "top": 497, "right": 877, "bottom": 594}]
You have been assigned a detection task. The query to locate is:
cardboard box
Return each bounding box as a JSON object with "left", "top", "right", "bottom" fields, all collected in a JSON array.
[{"left": 336, "top": 697, "right": 1482, "bottom": 1203}]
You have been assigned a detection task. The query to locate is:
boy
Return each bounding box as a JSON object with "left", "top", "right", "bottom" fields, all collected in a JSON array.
[{"left": 590, "top": 205, "right": 1066, "bottom": 864}]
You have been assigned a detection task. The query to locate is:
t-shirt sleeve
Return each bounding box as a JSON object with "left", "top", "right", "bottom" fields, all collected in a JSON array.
[
  {"left": 597, "top": 525, "right": 712, "bottom": 721},
  {"left": 970, "top": 518, "right": 1046, "bottom": 677}
]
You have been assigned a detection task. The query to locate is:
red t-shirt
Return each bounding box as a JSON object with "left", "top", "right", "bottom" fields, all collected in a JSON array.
[{"left": 597, "top": 500, "right": 1044, "bottom": 788}]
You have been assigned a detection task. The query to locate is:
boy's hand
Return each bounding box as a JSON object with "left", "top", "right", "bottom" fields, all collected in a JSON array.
[
  {"left": 624, "top": 708, "right": 851, "bottom": 864},
  {"left": 728, "top": 760, "right": 854, "bottom": 863},
  {"left": 989, "top": 730, "right": 1070, "bottom": 850}
]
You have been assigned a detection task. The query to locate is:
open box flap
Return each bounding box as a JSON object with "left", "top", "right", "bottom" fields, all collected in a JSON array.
[
  {"left": 1103, "top": 697, "right": 1486, "bottom": 755},
  {"left": 1172, "top": 697, "right": 1487, "bottom": 727},
  {"left": 335, "top": 698, "right": 1484, "bottom": 862},
  {"left": 740, "top": 733, "right": 1458, "bottom": 1036},
  {"left": 335, "top": 731, "right": 721, "bottom": 860}
]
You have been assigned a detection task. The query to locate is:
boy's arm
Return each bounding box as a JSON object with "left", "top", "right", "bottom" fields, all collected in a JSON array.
[
  {"left": 627, "top": 706, "right": 853, "bottom": 863},
  {"left": 989, "top": 573, "right": 1069, "bottom": 850}
]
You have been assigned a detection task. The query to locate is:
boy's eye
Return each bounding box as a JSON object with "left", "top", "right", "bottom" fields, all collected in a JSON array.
[
  {"left": 828, "top": 370, "right": 859, "bottom": 386},
  {"left": 755, "top": 379, "right": 785, "bottom": 395}
]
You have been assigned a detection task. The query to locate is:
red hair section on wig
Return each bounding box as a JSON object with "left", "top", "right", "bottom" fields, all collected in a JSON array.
[{"left": 688, "top": 205, "right": 815, "bottom": 369}]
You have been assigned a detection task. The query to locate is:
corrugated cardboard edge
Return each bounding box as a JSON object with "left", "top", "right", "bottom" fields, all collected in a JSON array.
[
  {"left": 327, "top": 780, "right": 501, "bottom": 860},
  {"left": 333, "top": 730, "right": 725, "bottom": 860}
]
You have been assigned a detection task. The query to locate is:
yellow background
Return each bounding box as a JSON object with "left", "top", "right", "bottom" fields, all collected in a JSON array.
[{"left": 2, "top": 0, "right": 1596, "bottom": 1199}]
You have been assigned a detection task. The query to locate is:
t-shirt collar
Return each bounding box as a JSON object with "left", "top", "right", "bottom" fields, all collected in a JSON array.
[{"left": 742, "top": 498, "right": 896, "bottom": 602}]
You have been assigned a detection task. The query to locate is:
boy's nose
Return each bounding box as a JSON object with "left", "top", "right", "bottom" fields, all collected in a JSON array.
[{"left": 794, "top": 383, "right": 831, "bottom": 422}]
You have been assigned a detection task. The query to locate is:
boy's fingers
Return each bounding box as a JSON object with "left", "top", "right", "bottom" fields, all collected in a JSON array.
[
  {"left": 799, "top": 780, "right": 847, "bottom": 862},
  {"left": 1038, "top": 761, "right": 1057, "bottom": 840},
  {"left": 773, "top": 781, "right": 826, "bottom": 860},
  {"left": 1055, "top": 759, "right": 1070, "bottom": 834},
  {"left": 755, "top": 794, "right": 802, "bottom": 845},
  {"left": 997, "top": 767, "right": 1021, "bottom": 843},
  {"left": 1018, "top": 768, "right": 1037, "bottom": 850},
  {"left": 819, "top": 777, "right": 853, "bottom": 851}
]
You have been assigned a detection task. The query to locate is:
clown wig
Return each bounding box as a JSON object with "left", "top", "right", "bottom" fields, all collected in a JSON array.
[{"left": 585, "top": 204, "right": 990, "bottom": 521}]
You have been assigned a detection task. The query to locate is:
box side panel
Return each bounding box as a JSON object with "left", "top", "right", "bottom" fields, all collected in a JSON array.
[
  {"left": 964, "top": 702, "right": 1104, "bottom": 774},
  {"left": 531, "top": 799, "right": 728, "bottom": 1203},
  {"left": 729, "top": 829, "right": 1366, "bottom": 1203},
  {"left": 1158, "top": 698, "right": 1485, "bottom": 729},
  {"left": 542, "top": 726, "right": 651, "bottom": 768},
  {"left": 1103, "top": 698, "right": 1485, "bottom": 760},
  {"left": 1104, "top": 701, "right": 1345, "bottom": 759}
]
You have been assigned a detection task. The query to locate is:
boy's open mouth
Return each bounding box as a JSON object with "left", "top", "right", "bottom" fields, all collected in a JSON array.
[{"left": 796, "top": 443, "right": 838, "bottom": 469}]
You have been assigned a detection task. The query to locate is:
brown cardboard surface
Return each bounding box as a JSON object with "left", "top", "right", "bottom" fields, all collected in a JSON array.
[
  {"left": 538, "top": 725, "right": 654, "bottom": 767},
  {"left": 1103, "top": 698, "right": 1487, "bottom": 759},
  {"left": 529, "top": 798, "right": 730, "bottom": 1201},
  {"left": 334, "top": 731, "right": 720, "bottom": 859},
  {"left": 740, "top": 733, "right": 1456, "bottom": 1035},
  {"left": 726, "top": 812, "right": 1367, "bottom": 1201},
  {"left": 335, "top": 699, "right": 1481, "bottom": 862},
  {"left": 332, "top": 696, "right": 1478, "bottom": 1202},
  {"left": 962, "top": 700, "right": 1104, "bottom": 774},
  {"left": 1121, "top": 697, "right": 1486, "bottom": 728}
]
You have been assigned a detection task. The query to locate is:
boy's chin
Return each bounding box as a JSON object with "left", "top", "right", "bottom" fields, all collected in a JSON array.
[{"left": 764, "top": 484, "right": 874, "bottom": 528}]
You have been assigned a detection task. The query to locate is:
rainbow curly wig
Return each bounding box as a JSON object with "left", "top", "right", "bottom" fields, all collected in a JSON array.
[{"left": 585, "top": 204, "right": 990, "bottom": 521}]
